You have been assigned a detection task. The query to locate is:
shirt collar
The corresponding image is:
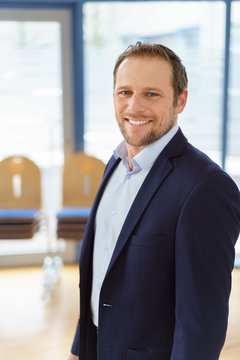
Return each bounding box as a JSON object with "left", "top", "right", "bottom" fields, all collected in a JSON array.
[{"left": 114, "top": 124, "right": 179, "bottom": 173}]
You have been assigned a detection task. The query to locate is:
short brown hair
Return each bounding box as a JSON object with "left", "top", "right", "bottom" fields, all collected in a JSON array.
[{"left": 113, "top": 41, "right": 188, "bottom": 106}]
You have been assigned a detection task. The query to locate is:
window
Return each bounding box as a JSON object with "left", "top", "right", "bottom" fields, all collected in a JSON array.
[
  {"left": 227, "top": 2, "right": 240, "bottom": 178},
  {"left": 0, "top": 8, "right": 73, "bottom": 257},
  {"left": 0, "top": 20, "right": 63, "bottom": 165},
  {"left": 83, "top": 1, "right": 225, "bottom": 166}
]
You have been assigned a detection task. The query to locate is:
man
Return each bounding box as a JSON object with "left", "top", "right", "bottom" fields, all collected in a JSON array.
[{"left": 68, "top": 42, "right": 240, "bottom": 360}]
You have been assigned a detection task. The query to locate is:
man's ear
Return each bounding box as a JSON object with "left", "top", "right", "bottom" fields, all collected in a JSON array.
[{"left": 176, "top": 89, "right": 188, "bottom": 114}]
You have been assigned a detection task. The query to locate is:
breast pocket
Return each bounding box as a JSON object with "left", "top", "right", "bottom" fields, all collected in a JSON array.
[
  {"left": 127, "top": 346, "right": 171, "bottom": 360},
  {"left": 129, "top": 235, "right": 168, "bottom": 247}
]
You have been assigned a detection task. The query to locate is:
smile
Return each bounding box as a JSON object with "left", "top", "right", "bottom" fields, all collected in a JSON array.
[{"left": 127, "top": 118, "right": 152, "bottom": 126}]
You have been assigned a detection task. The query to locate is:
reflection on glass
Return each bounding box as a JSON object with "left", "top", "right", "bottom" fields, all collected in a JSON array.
[{"left": 83, "top": 1, "right": 225, "bottom": 164}]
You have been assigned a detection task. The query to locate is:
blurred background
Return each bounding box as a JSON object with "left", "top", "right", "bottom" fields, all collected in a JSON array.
[{"left": 0, "top": 1, "right": 239, "bottom": 359}]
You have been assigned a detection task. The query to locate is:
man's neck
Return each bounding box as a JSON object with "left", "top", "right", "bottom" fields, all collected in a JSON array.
[{"left": 126, "top": 143, "right": 148, "bottom": 170}]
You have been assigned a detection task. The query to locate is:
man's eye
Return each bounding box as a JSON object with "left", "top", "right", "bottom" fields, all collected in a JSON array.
[
  {"left": 147, "top": 92, "right": 158, "bottom": 97},
  {"left": 120, "top": 91, "right": 130, "bottom": 95}
]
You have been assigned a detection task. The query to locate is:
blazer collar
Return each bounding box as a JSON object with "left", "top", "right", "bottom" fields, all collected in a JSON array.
[
  {"left": 80, "top": 128, "right": 188, "bottom": 276},
  {"left": 102, "top": 127, "right": 188, "bottom": 277},
  {"left": 79, "top": 155, "right": 121, "bottom": 271}
]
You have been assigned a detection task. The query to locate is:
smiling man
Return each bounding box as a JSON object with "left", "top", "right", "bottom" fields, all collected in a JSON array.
[
  {"left": 113, "top": 54, "right": 187, "bottom": 164},
  {"left": 68, "top": 42, "right": 240, "bottom": 360}
]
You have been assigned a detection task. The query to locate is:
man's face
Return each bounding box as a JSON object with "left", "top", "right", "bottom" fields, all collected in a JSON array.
[{"left": 114, "top": 56, "right": 187, "bottom": 155}]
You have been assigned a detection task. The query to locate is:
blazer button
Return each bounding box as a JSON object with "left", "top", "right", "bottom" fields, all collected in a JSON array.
[{"left": 103, "top": 303, "right": 112, "bottom": 307}]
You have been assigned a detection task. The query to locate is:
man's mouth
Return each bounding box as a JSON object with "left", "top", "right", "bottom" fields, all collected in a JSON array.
[{"left": 126, "top": 118, "right": 152, "bottom": 126}]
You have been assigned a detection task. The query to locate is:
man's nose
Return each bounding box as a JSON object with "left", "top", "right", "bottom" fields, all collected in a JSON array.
[{"left": 127, "top": 94, "right": 146, "bottom": 113}]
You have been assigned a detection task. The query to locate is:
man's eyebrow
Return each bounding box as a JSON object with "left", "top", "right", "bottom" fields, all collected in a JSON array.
[
  {"left": 114, "top": 86, "right": 165, "bottom": 94},
  {"left": 115, "top": 85, "right": 130, "bottom": 91},
  {"left": 144, "top": 87, "right": 165, "bottom": 94}
]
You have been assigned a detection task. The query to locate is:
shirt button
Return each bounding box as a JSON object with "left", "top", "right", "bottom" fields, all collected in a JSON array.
[
  {"left": 103, "top": 303, "right": 113, "bottom": 308},
  {"left": 112, "top": 208, "right": 117, "bottom": 215},
  {"left": 104, "top": 245, "right": 109, "bottom": 252}
]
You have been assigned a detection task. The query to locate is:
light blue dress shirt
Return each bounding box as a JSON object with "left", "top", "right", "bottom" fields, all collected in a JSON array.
[{"left": 91, "top": 125, "right": 179, "bottom": 326}]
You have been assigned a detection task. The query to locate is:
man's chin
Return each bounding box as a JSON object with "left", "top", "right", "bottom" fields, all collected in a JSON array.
[
  {"left": 128, "top": 132, "right": 165, "bottom": 146},
  {"left": 125, "top": 137, "right": 157, "bottom": 148}
]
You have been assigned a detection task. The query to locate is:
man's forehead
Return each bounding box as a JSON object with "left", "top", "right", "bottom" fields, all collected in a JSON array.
[
  {"left": 116, "top": 56, "right": 172, "bottom": 77},
  {"left": 119, "top": 54, "right": 170, "bottom": 66},
  {"left": 115, "top": 56, "right": 173, "bottom": 85}
]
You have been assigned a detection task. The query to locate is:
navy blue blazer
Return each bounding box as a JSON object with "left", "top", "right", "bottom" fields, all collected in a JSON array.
[{"left": 71, "top": 128, "right": 240, "bottom": 360}]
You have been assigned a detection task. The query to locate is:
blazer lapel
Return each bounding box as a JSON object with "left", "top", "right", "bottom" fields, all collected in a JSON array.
[
  {"left": 105, "top": 155, "right": 173, "bottom": 277},
  {"left": 81, "top": 128, "right": 188, "bottom": 279},
  {"left": 105, "top": 128, "right": 188, "bottom": 276},
  {"left": 91, "top": 155, "right": 121, "bottom": 219},
  {"left": 80, "top": 156, "right": 121, "bottom": 268}
]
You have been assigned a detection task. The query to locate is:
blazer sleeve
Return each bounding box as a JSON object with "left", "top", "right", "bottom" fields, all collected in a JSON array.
[
  {"left": 171, "top": 172, "right": 240, "bottom": 360},
  {"left": 71, "top": 320, "right": 80, "bottom": 356}
]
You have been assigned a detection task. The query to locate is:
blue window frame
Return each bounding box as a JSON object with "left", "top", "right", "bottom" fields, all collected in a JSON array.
[{"left": 0, "top": 0, "right": 238, "bottom": 169}]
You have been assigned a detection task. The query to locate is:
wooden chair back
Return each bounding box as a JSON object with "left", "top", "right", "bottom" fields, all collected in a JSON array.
[
  {"left": 62, "top": 152, "right": 105, "bottom": 207},
  {"left": 0, "top": 156, "right": 41, "bottom": 208}
]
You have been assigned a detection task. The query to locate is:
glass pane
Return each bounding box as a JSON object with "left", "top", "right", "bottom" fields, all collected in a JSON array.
[
  {"left": 228, "top": 1, "right": 240, "bottom": 260},
  {"left": 227, "top": 2, "right": 240, "bottom": 181},
  {"left": 0, "top": 21, "right": 63, "bottom": 166},
  {"left": 83, "top": 1, "right": 225, "bottom": 164}
]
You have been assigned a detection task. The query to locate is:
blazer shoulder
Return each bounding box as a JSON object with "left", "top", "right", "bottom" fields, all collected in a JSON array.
[
  {"left": 162, "top": 128, "right": 222, "bottom": 178},
  {"left": 173, "top": 137, "right": 224, "bottom": 178},
  {"left": 166, "top": 130, "right": 239, "bottom": 195}
]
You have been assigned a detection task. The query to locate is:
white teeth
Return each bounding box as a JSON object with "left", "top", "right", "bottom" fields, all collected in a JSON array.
[{"left": 128, "top": 119, "right": 151, "bottom": 125}]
